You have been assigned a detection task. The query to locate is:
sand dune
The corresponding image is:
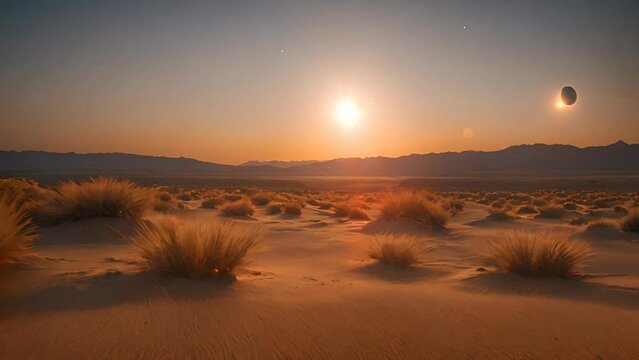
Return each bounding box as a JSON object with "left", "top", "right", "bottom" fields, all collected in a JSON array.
[{"left": 1, "top": 198, "right": 639, "bottom": 359}]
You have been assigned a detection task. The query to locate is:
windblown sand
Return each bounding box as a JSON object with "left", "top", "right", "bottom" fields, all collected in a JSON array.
[{"left": 1, "top": 202, "right": 638, "bottom": 359}]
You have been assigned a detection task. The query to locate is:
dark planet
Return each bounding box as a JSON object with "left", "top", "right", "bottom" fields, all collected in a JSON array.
[{"left": 560, "top": 86, "right": 577, "bottom": 106}]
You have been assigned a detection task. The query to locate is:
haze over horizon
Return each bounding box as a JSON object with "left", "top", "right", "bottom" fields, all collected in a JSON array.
[{"left": 2, "top": 1, "right": 638, "bottom": 164}]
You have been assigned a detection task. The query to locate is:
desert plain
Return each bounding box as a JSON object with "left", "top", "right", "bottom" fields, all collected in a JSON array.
[{"left": 1, "top": 177, "right": 638, "bottom": 359}]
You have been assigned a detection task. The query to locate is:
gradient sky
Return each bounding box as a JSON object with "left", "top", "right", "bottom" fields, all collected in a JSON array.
[{"left": 1, "top": 1, "right": 638, "bottom": 164}]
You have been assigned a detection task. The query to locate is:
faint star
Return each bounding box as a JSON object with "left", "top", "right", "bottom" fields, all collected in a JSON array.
[{"left": 462, "top": 25, "right": 467, "bottom": 30}]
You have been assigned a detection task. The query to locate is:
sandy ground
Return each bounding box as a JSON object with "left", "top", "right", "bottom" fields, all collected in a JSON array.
[{"left": 1, "top": 202, "right": 639, "bottom": 359}]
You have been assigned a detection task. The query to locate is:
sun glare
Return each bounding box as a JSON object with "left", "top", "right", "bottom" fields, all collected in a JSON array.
[
  {"left": 335, "top": 99, "right": 361, "bottom": 127},
  {"left": 556, "top": 100, "right": 565, "bottom": 109}
]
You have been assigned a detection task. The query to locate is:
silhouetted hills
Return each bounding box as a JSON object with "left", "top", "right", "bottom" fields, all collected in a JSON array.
[{"left": 1, "top": 141, "right": 638, "bottom": 177}]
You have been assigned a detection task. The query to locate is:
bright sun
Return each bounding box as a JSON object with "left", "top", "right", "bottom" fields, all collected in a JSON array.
[{"left": 335, "top": 99, "right": 361, "bottom": 127}]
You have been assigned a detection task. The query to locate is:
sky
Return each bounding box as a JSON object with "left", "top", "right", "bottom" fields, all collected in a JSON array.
[{"left": 1, "top": 0, "right": 638, "bottom": 164}]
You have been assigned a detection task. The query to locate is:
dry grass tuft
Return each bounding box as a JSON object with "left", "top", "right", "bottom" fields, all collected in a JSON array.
[
  {"left": 131, "top": 216, "right": 262, "bottom": 277},
  {"left": 36, "top": 177, "right": 152, "bottom": 224},
  {"left": 379, "top": 192, "right": 449, "bottom": 228},
  {"left": 348, "top": 207, "right": 370, "bottom": 220},
  {"left": 250, "top": 192, "right": 273, "bottom": 206},
  {"left": 620, "top": 209, "right": 639, "bottom": 232},
  {"left": 283, "top": 202, "right": 302, "bottom": 216},
  {"left": 0, "top": 194, "right": 38, "bottom": 267},
  {"left": 220, "top": 199, "right": 255, "bottom": 217},
  {"left": 536, "top": 204, "right": 565, "bottom": 219},
  {"left": 368, "top": 234, "right": 430, "bottom": 267},
  {"left": 266, "top": 203, "right": 282, "bottom": 214},
  {"left": 201, "top": 197, "right": 225, "bottom": 209},
  {"left": 516, "top": 205, "right": 538, "bottom": 215},
  {"left": 333, "top": 202, "right": 370, "bottom": 220},
  {"left": 487, "top": 229, "right": 590, "bottom": 277}
]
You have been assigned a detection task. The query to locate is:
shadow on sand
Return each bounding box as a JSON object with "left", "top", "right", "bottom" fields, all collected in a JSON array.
[
  {"left": 458, "top": 272, "right": 639, "bottom": 310},
  {"left": 360, "top": 219, "right": 450, "bottom": 237},
  {"left": 350, "top": 262, "right": 446, "bottom": 283},
  {"left": 1, "top": 271, "right": 239, "bottom": 317}
]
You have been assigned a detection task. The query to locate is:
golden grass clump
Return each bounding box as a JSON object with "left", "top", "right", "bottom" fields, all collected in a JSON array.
[
  {"left": 250, "top": 192, "right": 273, "bottom": 206},
  {"left": 266, "top": 203, "right": 282, "bottom": 214},
  {"left": 620, "top": 209, "right": 639, "bottom": 232},
  {"left": 131, "top": 216, "right": 262, "bottom": 277},
  {"left": 283, "top": 202, "right": 302, "bottom": 216},
  {"left": 516, "top": 205, "right": 538, "bottom": 215},
  {"left": 158, "top": 192, "right": 172, "bottom": 202},
  {"left": 333, "top": 202, "right": 369, "bottom": 220},
  {"left": 0, "top": 194, "right": 38, "bottom": 267},
  {"left": 379, "top": 192, "right": 449, "bottom": 228},
  {"left": 36, "top": 177, "right": 152, "bottom": 224},
  {"left": 200, "top": 197, "right": 225, "bottom": 209},
  {"left": 536, "top": 204, "right": 565, "bottom": 219},
  {"left": 487, "top": 229, "right": 590, "bottom": 277},
  {"left": 220, "top": 199, "right": 255, "bottom": 217},
  {"left": 0, "top": 178, "right": 49, "bottom": 207},
  {"left": 368, "top": 234, "right": 430, "bottom": 267}
]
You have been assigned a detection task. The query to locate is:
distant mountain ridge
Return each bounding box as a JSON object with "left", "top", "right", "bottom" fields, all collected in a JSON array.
[
  {"left": 239, "top": 160, "right": 319, "bottom": 168},
  {"left": 1, "top": 141, "right": 638, "bottom": 177}
]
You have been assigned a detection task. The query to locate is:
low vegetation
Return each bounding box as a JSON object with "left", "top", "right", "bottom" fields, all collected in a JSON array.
[
  {"left": 283, "top": 202, "right": 302, "bottom": 216},
  {"left": 536, "top": 204, "right": 565, "bottom": 219},
  {"left": 0, "top": 194, "right": 38, "bottom": 267},
  {"left": 620, "top": 209, "right": 639, "bottom": 232},
  {"left": 35, "top": 177, "right": 152, "bottom": 224},
  {"left": 487, "top": 229, "right": 591, "bottom": 277},
  {"left": 333, "top": 202, "right": 370, "bottom": 220},
  {"left": 368, "top": 234, "right": 430, "bottom": 267},
  {"left": 379, "top": 192, "right": 449, "bottom": 228},
  {"left": 220, "top": 199, "right": 255, "bottom": 217},
  {"left": 131, "top": 216, "right": 262, "bottom": 277},
  {"left": 201, "top": 197, "right": 225, "bottom": 209}
]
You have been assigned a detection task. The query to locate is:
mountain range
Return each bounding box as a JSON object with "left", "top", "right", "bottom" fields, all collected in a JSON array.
[{"left": 1, "top": 141, "right": 638, "bottom": 177}]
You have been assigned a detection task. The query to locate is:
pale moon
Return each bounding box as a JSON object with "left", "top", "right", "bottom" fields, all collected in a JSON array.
[{"left": 462, "top": 127, "right": 475, "bottom": 139}]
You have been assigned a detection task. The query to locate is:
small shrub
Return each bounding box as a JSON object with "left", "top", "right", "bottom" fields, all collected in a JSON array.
[
  {"left": 368, "top": 234, "right": 430, "bottom": 267},
  {"left": 613, "top": 206, "right": 628, "bottom": 215},
  {"left": 0, "top": 194, "right": 37, "bottom": 267},
  {"left": 283, "top": 202, "right": 302, "bottom": 216},
  {"left": 177, "top": 192, "right": 192, "bottom": 201},
  {"left": 593, "top": 199, "right": 611, "bottom": 208},
  {"left": 251, "top": 193, "right": 272, "bottom": 206},
  {"left": 562, "top": 202, "right": 578, "bottom": 210},
  {"left": 379, "top": 192, "right": 449, "bottom": 228},
  {"left": 220, "top": 199, "right": 255, "bottom": 217},
  {"left": 317, "top": 201, "right": 333, "bottom": 210},
  {"left": 131, "top": 216, "right": 262, "bottom": 277},
  {"left": 158, "top": 192, "right": 172, "bottom": 202},
  {"left": 348, "top": 207, "right": 370, "bottom": 220},
  {"left": 266, "top": 203, "right": 282, "bottom": 214},
  {"left": 487, "top": 229, "right": 590, "bottom": 277},
  {"left": 536, "top": 204, "right": 565, "bottom": 219},
  {"left": 201, "top": 197, "right": 225, "bottom": 209},
  {"left": 36, "top": 177, "right": 152, "bottom": 224},
  {"left": 516, "top": 205, "right": 538, "bottom": 215},
  {"left": 224, "top": 194, "right": 244, "bottom": 202},
  {"left": 620, "top": 210, "right": 639, "bottom": 232},
  {"left": 445, "top": 200, "right": 465, "bottom": 216}
]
